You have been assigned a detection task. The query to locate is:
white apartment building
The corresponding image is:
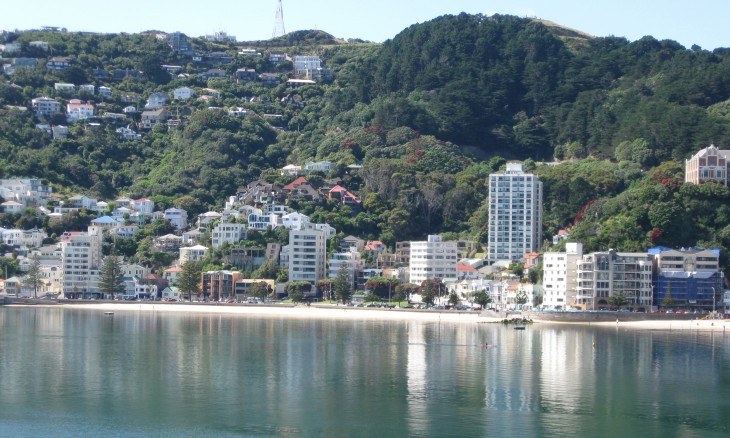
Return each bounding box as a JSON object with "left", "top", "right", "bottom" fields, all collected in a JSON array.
[
  {"left": 173, "top": 86, "right": 195, "bottom": 100},
  {"left": 409, "top": 234, "right": 458, "bottom": 285},
  {"left": 328, "top": 248, "right": 364, "bottom": 291},
  {"left": 0, "top": 179, "right": 52, "bottom": 207},
  {"left": 31, "top": 97, "right": 61, "bottom": 116},
  {"left": 211, "top": 222, "right": 247, "bottom": 248},
  {"left": 293, "top": 55, "right": 321, "bottom": 75},
  {"left": 542, "top": 242, "right": 583, "bottom": 309},
  {"left": 131, "top": 198, "right": 155, "bottom": 215},
  {"left": 164, "top": 208, "right": 188, "bottom": 230},
  {"left": 487, "top": 163, "right": 543, "bottom": 262},
  {"left": 1, "top": 228, "right": 48, "bottom": 248},
  {"left": 576, "top": 250, "right": 653, "bottom": 310},
  {"left": 282, "top": 212, "right": 310, "bottom": 229},
  {"left": 288, "top": 223, "right": 327, "bottom": 283},
  {"left": 248, "top": 212, "right": 282, "bottom": 231},
  {"left": 180, "top": 245, "right": 208, "bottom": 264},
  {"left": 61, "top": 226, "right": 103, "bottom": 298},
  {"left": 66, "top": 99, "right": 94, "bottom": 122}
]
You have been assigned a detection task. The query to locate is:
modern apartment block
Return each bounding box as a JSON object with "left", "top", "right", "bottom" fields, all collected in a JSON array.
[
  {"left": 576, "top": 250, "right": 653, "bottom": 310},
  {"left": 542, "top": 243, "right": 583, "bottom": 309},
  {"left": 409, "top": 235, "right": 458, "bottom": 285},
  {"left": 211, "top": 222, "right": 247, "bottom": 248},
  {"left": 31, "top": 97, "right": 61, "bottom": 117},
  {"left": 287, "top": 223, "right": 327, "bottom": 283},
  {"left": 650, "top": 247, "right": 724, "bottom": 310},
  {"left": 61, "top": 226, "right": 103, "bottom": 298},
  {"left": 163, "top": 208, "right": 188, "bottom": 230},
  {"left": 328, "top": 248, "right": 364, "bottom": 291},
  {"left": 0, "top": 178, "right": 52, "bottom": 206},
  {"left": 202, "top": 270, "right": 240, "bottom": 301},
  {"left": 487, "top": 163, "right": 543, "bottom": 262},
  {"left": 685, "top": 145, "right": 730, "bottom": 187}
]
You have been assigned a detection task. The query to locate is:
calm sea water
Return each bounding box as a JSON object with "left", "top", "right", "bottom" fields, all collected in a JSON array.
[{"left": 1, "top": 307, "right": 729, "bottom": 437}]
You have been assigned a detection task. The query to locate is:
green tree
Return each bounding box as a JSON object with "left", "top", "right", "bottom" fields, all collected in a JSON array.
[
  {"left": 286, "top": 281, "right": 311, "bottom": 302},
  {"left": 509, "top": 262, "right": 525, "bottom": 278},
  {"left": 99, "top": 254, "right": 125, "bottom": 300},
  {"left": 515, "top": 289, "right": 529, "bottom": 307},
  {"left": 364, "top": 277, "right": 399, "bottom": 300},
  {"left": 249, "top": 281, "right": 271, "bottom": 302},
  {"left": 472, "top": 290, "right": 492, "bottom": 309},
  {"left": 662, "top": 286, "right": 675, "bottom": 308},
  {"left": 608, "top": 292, "right": 629, "bottom": 309},
  {"left": 448, "top": 291, "right": 459, "bottom": 307},
  {"left": 333, "top": 269, "right": 352, "bottom": 304},
  {"left": 252, "top": 259, "right": 279, "bottom": 279},
  {"left": 395, "top": 283, "right": 418, "bottom": 303},
  {"left": 178, "top": 261, "right": 202, "bottom": 301},
  {"left": 24, "top": 254, "right": 42, "bottom": 298}
]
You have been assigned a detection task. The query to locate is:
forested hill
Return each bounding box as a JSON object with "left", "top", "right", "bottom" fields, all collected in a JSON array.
[
  {"left": 336, "top": 13, "right": 730, "bottom": 160},
  {"left": 1, "top": 14, "right": 730, "bottom": 274}
]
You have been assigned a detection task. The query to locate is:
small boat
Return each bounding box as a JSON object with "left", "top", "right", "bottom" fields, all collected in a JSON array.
[
  {"left": 514, "top": 326, "right": 526, "bottom": 330},
  {"left": 104, "top": 312, "right": 114, "bottom": 315}
]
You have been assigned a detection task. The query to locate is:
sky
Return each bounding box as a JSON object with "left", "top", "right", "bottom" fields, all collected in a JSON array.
[{"left": 1, "top": 0, "right": 728, "bottom": 50}]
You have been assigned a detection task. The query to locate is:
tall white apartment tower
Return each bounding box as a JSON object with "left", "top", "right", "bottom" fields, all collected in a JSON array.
[
  {"left": 409, "top": 235, "right": 458, "bottom": 285},
  {"left": 288, "top": 223, "right": 327, "bottom": 283},
  {"left": 542, "top": 242, "right": 583, "bottom": 309},
  {"left": 487, "top": 163, "right": 543, "bottom": 262},
  {"left": 61, "top": 226, "right": 103, "bottom": 298}
]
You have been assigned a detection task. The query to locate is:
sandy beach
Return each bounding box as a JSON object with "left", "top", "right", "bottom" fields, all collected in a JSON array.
[
  {"left": 7, "top": 301, "right": 729, "bottom": 331},
  {"left": 49, "top": 302, "right": 492, "bottom": 323},
  {"left": 536, "top": 317, "right": 730, "bottom": 332}
]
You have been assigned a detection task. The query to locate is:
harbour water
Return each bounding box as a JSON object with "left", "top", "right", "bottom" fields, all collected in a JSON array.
[{"left": 1, "top": 306, "right": 729, "bottom": 437}]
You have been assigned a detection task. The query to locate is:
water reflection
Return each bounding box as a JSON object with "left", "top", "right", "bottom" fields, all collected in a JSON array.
[{"left": 0, "top": 308, "right": 729, "bottom": 436}]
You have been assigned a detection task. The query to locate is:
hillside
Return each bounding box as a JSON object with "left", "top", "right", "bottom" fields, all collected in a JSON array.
[{"left": 1, "top": 14, "right": 730, "bottom": 278}]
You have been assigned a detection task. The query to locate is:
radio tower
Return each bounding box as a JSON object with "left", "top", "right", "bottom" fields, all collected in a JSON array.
[{"left": 272, "top": 0, "right": 286, "bottom": 38}]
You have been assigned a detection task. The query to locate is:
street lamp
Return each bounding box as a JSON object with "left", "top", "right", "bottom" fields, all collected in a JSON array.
[{"left": 711, "top": 286, "right": 716, "bottom": 318}]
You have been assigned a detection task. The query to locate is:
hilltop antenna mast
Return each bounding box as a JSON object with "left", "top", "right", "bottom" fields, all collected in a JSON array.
[{"left": 272, "top": 0, "right": 286, "bottom": 38}]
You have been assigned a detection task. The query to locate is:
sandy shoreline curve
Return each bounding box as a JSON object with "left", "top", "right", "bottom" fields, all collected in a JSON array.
[
  {"left": 535, "top": 317, "right": 730, "bottom": 332},
  {"left": 40, "top": 302, "right": 494, "bottom": 323},
  {"left": 6, "top": 302, "right": 730, "bottom": 331}
]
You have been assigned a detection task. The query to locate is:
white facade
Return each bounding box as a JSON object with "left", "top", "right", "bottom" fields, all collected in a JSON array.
[
  {"left": 328, "top": 248, "right": 364, "bottom": 290},
  {"left": 31, "top": 97, "right": 61, "bottom": 116},
  {"left": 542, "top": 243, "right": 583, "bottom": 309},
  {"left": 487, "top": 163, "right": 543, "bottom": 262},
  {"left": 576, "top": 250, "right": 653, "bottom": 310},
  {"left": 409, "top": 235, "right": 458, "bottom": 285},
  {"left": 131, "top": 198, "right": 155, "bottom": 215},
  {"left": 164, "top": 208, "right": 188, "bottom": 230},
  {"left": 288, "top": 224, "right": 327, "bottom": 283},
  {"left": 293, "top": 55, "right": 321, "bottom": 75},
  {"left": 211, "top": 222, "right": 247, "bottom": 248},
  {"left": 0, "top": 179, "right": 52, "bottom": 207},
  {"left": 180, "top": 245, "right": 208, "bottom": 264},
  {"left": 305, "top": 161, "right": 334, "bottom": 173},
  {"left": 2, "top": 228, "right": 47, "bottom": 248},
  {"left": 1, "top": 201, "right": 24, "bottom": 213},
  {"left": 173, "top": 87, "right": 195, "bottom": 100},
  {"left": 60, "top": 227, "right": 103, "bottom": 297},
  {"left": 145, "top": 92, "right": 168, "bottom": 109},
  {"left": 248, "top": 212, "right": 282, "bottom": 231},
  {"left": 66, "top": 99, "right": 94, "bottom": 122},
  {"left": 282, "top": 212, "right": 310, "bottom": 229}
]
